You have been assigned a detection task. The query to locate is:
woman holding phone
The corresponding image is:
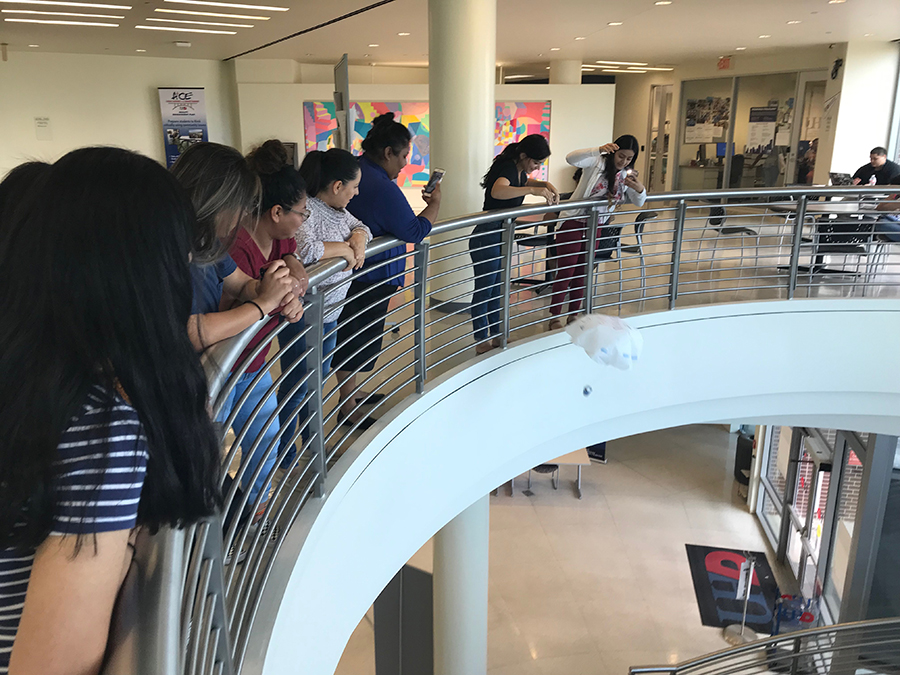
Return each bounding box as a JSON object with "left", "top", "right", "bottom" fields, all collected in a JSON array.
[
  {"left": 548, "top": 135, "right": 646, "bottom": 330},
  {"left": 472, "top": 134, "right": 558, "bottom": 354}
]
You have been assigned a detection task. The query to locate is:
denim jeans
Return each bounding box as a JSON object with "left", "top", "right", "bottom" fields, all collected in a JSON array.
[
  {"left": 469, "top": 221, "right": 503, "bottom": 342},
  {"left": 218, "top": 370, "right": 279, "bottom": 506},
  {"left": 877, "top": 214, "right": 900, "bottom": 242},
  {"left": 276, "top": 318, "right": 337, "bottom": 463}
]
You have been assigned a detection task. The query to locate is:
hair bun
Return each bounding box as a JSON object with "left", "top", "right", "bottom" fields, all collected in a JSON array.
[
  {"left": 372, "top": 113, "right": 396, "bottom": 128},
  {"left": 247, "top": 139, "right": 288, "bottom": 175}
]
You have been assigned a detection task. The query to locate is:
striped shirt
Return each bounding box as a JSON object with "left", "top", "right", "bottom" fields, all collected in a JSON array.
[{"left": 0, "top": 386, "right": 148, "bottom": 672}]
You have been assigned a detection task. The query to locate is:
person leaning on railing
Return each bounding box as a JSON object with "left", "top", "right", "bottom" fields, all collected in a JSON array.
[
  {"left": 172, "top": 143, "right": 306, "bottom": 353},
  {"left": 473, "top": 134, "right": 559, "bottom": 355},
  {"left": 0, "top": 147, "right": 222, "bottom": 675},
  {"left": 332, "top": 113, "right": 441, "bottom": 430},
  {"left": 273, "top": 148, "right": 373, "bottom": 462},
  {"left": 548, "top": 135, "right": 647, "bottom": 330},
  {"left": 221, "top": 140, "right": 311, "bottom": 529}
]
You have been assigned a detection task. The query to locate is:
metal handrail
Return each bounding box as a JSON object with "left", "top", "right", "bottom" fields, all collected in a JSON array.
[
  {"left": 629, "top": 616, "right": 900, "bottom": 675},
  {"left": 103, "top": 185, "right": 900, "bottom": 675}
]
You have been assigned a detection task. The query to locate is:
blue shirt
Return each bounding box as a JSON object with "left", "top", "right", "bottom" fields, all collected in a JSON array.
[
  {"left": 347, "top": 156, "right": 432, "bottom": 286},
  {"left": 190, "top": 254, "right": 237, "bottom": 314}
]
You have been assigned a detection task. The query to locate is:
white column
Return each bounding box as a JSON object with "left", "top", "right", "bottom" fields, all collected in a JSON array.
[
  {"left": 550, "top": 59, "right": 582, "bottom": 85},
  {"left": 433, "top": 495, "right": 490, "bottom": 675},
  {"left": 428, "top": 0, "right": 496, "bottom": 305}
]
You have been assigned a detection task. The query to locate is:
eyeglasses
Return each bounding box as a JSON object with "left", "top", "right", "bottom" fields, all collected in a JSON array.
[{"left": 288, "top": 207, "right": 311, "bottom": 220}]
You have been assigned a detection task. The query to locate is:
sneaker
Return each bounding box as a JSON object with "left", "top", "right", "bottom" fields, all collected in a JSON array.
[{"left": 224, "top": 542, "right": 247, "bottom": 565}]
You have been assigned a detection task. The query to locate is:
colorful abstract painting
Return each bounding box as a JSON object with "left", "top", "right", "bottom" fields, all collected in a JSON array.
[
  {"left": 494, "top": 101, "right": 551, "bottom": 181},
  {"left": 302, "top": 101, "right": 430, "bottom": 187},
  {"left": 303, "top": 100, "right": 551, "bottom": 186}
]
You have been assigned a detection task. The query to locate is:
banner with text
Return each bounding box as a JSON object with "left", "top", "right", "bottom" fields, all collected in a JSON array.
[{"left": 158, "top": 87, "right": 208, "bottom": 168}]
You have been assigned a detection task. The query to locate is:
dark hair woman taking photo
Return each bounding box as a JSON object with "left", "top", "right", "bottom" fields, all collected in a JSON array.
[
  {"left": 548, "top": 135, "right": 646, "bottom": 330},
  {"left": 333, "top": 113, "right": 441, "bottom": 429},
  {"left": 472, "top": 134, "right": 558, "bottom": 354},
  {"left": 0, "top": 147, "right": 220, "bottom": 674}
]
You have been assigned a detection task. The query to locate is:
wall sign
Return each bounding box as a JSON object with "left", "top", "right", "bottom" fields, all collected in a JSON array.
[{"left": 158, "top": 87, "right": 208, "bottom": 168}]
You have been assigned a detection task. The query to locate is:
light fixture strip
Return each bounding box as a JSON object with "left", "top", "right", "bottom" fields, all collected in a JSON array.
[
  {"left": 146, "top": 16, "right": 251, "bottom": 26},
  {"left": 163, "top": 0, "right": 287, "bottom": 12},
  {"left": 0, "top": 0, "right": 130, "bottom": 8},
  {"left": 636, "top": 66, "right": 675, "bottom": 71},
  {"left": 602, "top": 69, "right": 648, "bottom": 73},
  {"left": 5, "top": 16, "right": 117, "bottom": 24},
  {"left": 595, "top": 60, "right": 648, "bottom": 66},
  {"left": 2, "top": 8, "right": 124, "bottom": 16},
  {"left": 155, "top": 8, "right": 268, "bottom": 19},
  {"left": 135, "top": 23, "right": 236, "bottom": 32}
]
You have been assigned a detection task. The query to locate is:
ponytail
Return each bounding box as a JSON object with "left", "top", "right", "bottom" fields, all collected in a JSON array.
[
  {"left": 361, "top": 113, "right": 412, "bottom": 160},
  {"left": 482, "top": 134, "right": 550, "bottom": 188},
  {"left": 299, "top": 148, "right": 360, "bottom": 197}
]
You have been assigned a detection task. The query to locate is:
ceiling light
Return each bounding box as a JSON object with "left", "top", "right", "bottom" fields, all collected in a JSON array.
[
  {"left": 602, "top": 69, "right": 647, "bottom": 73},
  {"left": 155, "top": 8, "right": 267, "bottom": 18},
  {"left": 163, "top": 0, "right": 287, "bottom": 11},
  {"left": 146, "top": 16, "right": 251, "bottom": 26},
  {"left": 575, "top": 36, "right": 585, "bottom": 40},
  {"left": 397, "top": 31, "right": 409, "bottom": 36},
  {"left": 637, "top": 66, "right": 675, "bottom": 71},
  {"left": 735, "top": 46, "right": 747, "bottom": 50},
  {"left": 504, "top": 74, "right": 534, "bottom": 80},
  {"left": 581, "top": 66, "right": 596, "bottom": 70},
  {"left": 136, "top": 48, "right": 146, "bottom": 51},
  {"left": 787, "top": 20, "right": 801, "bottom": 24},
  {"left": 759, "top": 34, "right": 771, "bottom": 38},
  {"left": 607, "top": 21, "right": 623, "bottom": 26},
  {"left": 5, "top": 16, "right": 116, "bottom": 24},
  {"left": 3, "top": 8, "right": 122, "bottom": 16},
  {"left": 135, "top": 23, "right": 236, "bottom": 32},
  {"left": 550, "top": 47, "right": 560, "bottom": 51},
  {"left": 28, "top": 43, "right": 39, "bottom": 46},
  {"left": 828, "top": 0, "right": 845, "bottom": 3},
  {"left": 864, "top": 33, "right": 873, "bottom": 36},
  {"left": 596, "top": 60, "right": 648, "bottom": 66},
  {"left": 0, "top": 0, "right": 130, "bottom": 8},
  {"left": 368, "top": 43, "right": 378, "bottom": 47},
  {"left": 655, "top": 0, "right": 672, "bottom": 4}
]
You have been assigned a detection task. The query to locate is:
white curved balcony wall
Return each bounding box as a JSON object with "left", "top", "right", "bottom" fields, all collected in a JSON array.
[{"left": 245, "top": 299, "right": 900, "bottom": 675}]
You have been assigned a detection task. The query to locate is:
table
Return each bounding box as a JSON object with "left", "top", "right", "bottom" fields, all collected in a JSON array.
[{"left": 495, "top": 448, "right": 592, "bottom": 499}]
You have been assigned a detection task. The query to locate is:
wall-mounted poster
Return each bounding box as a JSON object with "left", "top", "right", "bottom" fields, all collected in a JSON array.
[
  {"left": 745, "top": 106, "right": 778, "bottom": 154},
  {"left": 303, "top": 100, "right": 552, "bottom": 186},
  {"left": 158, "top": 87, "right": 208, "bottom": 168},
  {"left": 684, "top": 97, "right": 730, "bottom": 144}
]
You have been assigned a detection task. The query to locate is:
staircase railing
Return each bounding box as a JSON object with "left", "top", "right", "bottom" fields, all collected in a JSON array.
[{"left": 630, "top": 616, "right": 900, "bottom": 675}]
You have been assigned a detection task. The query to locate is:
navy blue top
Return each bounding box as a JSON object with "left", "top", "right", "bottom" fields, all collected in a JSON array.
[
  {"left": 190, "top": 254, "right": 238, "bottom": 314},
  {"left": 0, "top": 386, "right": 148, "bottom": 672},
  {"left": 347, "top": 156, "right": 433, "bottom": 286}
]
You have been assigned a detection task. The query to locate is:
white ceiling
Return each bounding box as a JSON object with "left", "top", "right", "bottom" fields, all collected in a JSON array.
[{"left": 0, "top": 0, "right": 896, "bottom": 65}]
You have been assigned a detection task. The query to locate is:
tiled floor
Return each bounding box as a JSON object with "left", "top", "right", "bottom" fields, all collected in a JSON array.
[{"left": 334, "top": 424, "right": 797, "bottom": 675}]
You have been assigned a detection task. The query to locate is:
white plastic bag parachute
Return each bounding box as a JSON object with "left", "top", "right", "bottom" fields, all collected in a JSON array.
[{"left": 565, "top": 314, "right": 643, "bottom": 370}]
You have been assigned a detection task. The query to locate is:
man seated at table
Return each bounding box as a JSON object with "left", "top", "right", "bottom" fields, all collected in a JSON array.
[
  {"left": 852, "top": 147, "right": 900, "bottom": 186},
  {"left": 875, "top": 175, "right": 900, "bottom": 242}
]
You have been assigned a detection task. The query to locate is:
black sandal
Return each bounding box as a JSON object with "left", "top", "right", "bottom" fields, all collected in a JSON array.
[{"left": 337, "top": 409, "right": 377, "bottom": 431}]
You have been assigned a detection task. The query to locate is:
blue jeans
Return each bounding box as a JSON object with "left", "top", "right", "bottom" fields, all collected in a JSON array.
[
  {"left": 469, "top": 221, "right": 503, "bottom": 342},
  {"left": 218, "top": 370, "right": 280, "bottom": 507},
  {"left": 877, "top": 214, "right": 900, "bottom": 242},
  {"left": 276, "top": 318, "right": 337, "bottom": 462}
]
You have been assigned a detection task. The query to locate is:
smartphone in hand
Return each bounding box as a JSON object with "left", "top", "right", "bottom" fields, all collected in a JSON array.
[{"left": 424, "top": 168, "right": 445, "bottom": 194}]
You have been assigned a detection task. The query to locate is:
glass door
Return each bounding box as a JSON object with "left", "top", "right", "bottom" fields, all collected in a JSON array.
[
  {"left": 792, "top": 73, "right": 827, "bottom": 185},
  {"left": 646, "top": 84, "right": 672, "bottom": 192},
  {"left": 675, "top": 77, "right": 734, "bottom": 191}
]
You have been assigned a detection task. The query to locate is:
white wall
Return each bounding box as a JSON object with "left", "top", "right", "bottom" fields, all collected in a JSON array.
[
  {"left": 824, "top": 40, "right": 900, "bottom": 178},
  {"left": 249, "top": 298, "right": 900, "bottom": 675},
  {"left": 234, "top": 58, "right": 429, "bottom": 85},
  {"left": 0, "top": 52, "right": 241, "bottom": 176},
  {"left": 236, "top": 80, "right": 615, "bottom": 191}
]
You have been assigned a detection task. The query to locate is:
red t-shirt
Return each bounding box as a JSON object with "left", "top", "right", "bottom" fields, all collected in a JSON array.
[{"left": 229, "top": 228, "right": 297, "bottom": 373}]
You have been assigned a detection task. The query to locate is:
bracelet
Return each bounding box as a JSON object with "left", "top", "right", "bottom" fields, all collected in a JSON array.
[{"left": 247, "top": 300, "right": 265, "bottom": 320}]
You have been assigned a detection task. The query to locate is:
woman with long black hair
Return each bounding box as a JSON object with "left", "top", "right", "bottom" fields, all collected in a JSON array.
[
  {"left": 472, "top": 134, "right": 558, "bottom": 354},
  {"left": 0, "top": 147, "right": 221, "bottom": 674},
  {"left": 548, "top": 135, "right": 647, "bottom": 329}
]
